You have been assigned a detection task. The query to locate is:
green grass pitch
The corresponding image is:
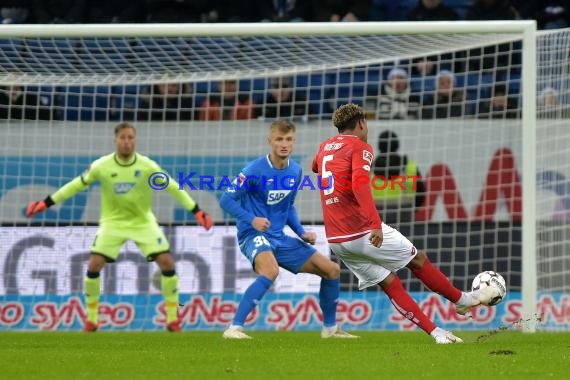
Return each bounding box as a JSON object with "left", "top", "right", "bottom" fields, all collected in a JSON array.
[{"left": 1, "top": 331, "right": 568, "bottom": 380}]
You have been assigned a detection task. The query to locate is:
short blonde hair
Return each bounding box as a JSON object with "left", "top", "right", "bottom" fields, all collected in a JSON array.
[
  {"left": 332, "top": 103, "right": 364, "bottom": 132},
  {"left": 114, "top": 121, "right": 136, "bottom": 136},
  {"left": 269, "top": 119, "right": 296, "bottom": 134}
]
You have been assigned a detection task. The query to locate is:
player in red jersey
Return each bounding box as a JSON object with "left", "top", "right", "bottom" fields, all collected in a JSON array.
[{"left": 312, "top": 103, "right": 497, "bottom": 344}]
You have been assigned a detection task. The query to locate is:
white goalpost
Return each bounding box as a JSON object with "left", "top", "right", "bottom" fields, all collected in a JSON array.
[{"left": 2, "top": 20, "right": 563, "bottom": 333}]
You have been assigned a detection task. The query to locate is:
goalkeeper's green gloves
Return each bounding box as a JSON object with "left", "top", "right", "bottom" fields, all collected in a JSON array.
[
  {"left": 192, "top": 204, "right": 213, "bottom": 230},
  {"left": 26, "top": 196, "right": 54, "bottom": 218}
]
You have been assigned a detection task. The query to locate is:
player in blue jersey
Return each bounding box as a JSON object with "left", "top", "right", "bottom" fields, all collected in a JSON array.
[{"left": 219, "top": 120, "right": 358, "bottom": 339}]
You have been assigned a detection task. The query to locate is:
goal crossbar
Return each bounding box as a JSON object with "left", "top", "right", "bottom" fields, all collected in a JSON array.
[{"left": 0, "top": 21, "right": 537, "bottom": 38}]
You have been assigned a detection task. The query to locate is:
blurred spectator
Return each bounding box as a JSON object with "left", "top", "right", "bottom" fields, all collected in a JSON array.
[
  {"left": 260, "top": 77, "right": 309, "bottom": 120},
  {"left": 199, "top": 80, "right": 255, "bottom": 121},
  {"left": 369, "top": 68, "right": 420, "bottom": 120},
  {"left": 133, "top": 83, "right": 195, "bottom": 122},
  {"left": 421, "top": 70, "right": 464, "bottom": 119},
  {"left": 466, "top": 0, "right": 520, "bottom": 20},
  {"left": 31, "top": 0, "right": 87, "bottom": 23},
  {"left": 478, "top": 83, "right": 519, "bottom": 119},
  {"left": 407, "top": 0, "right": 458, "bottom": 21},
  {"left": 257, "top": 0, "right": 315, "bottom": 22},
  {"left": 87, "top": 0, "right": 147, "bottom": 23},
  {"left": 310, "top": 0, "right": 333, "bottom": 21},
  {"left": 467, "top": 1, "right": 520, "bottom": 74},
  {"left": 146, "top": 0, "right": 216, "bottom": 23},
  {"left": 372, "top": 130, "right": 425, "bottom": 225},
  {"left": 217, "top": 0, "right": 260, "bottom": 22},
  {"left": 412, "top": 56, "right": 438, "bottom": 78},
  {"left": 540, "top": 87, "right": 559, "bottom": 107},
  {"left": 411, "top": 52, "right": 464, "bottom": 76},
  {"left": 410, "top": 39, "right": 465, "bottom": 75},
  {"left": 0, "top": 85, "right": 52, "bottom": 120},
  {"left": 317, "top": 0, "right": 372, "bottom": 22},
  {"left": 519, "top": 0, "right": 570, "bottom": 30},
  {"left": 538, "top": 87, "right": 570, "bottom": 118},
  {"left": 409, "top": 55, "right": 451, "bottom": 93},
  {"left": 1, "top": 0, "right": 30, "bottom": 23},
  {"left": 466, "top": 0, "right": 520, "bottom": 77}
]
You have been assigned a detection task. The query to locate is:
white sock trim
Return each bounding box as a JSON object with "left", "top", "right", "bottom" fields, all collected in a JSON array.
[
  {"left": 456, "top": 292, "right": 470, "bottom": 306},
  {"left": 430, "top": 327, "right": 445, "bottom": 337}
]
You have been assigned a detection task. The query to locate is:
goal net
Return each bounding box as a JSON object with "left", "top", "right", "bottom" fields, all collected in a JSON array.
[{"left": 0, "top": 22, "right": 565, "bottom": 332}]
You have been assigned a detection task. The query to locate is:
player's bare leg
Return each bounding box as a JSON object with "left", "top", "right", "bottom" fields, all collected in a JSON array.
[
  {"left": 83, "top": 253, "right": 106, "bottom": 332},
  {"left": 224, "top": 251, "right": 277, "bottom": 340},
  {"left": 379, "top": 272, "right": 463, "bottom": 344},
  {"left": 299, "top": 253, "right": 359, "bottom": 339},
  {"left": 155, "top": 252, "right": 181, "bottom": 332}
]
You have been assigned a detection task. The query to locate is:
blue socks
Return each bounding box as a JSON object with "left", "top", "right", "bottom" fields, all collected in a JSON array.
[
  {"left": 232, "top": 276, "right": 339, "bottom": 329},
  {"left": 232, "top": 275, "right": 273, "bottom": 327},
  {"left": 319, "top": 278, "right": 340, "bottom": 328}
]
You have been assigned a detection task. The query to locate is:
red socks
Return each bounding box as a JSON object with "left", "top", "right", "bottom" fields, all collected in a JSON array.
[
  {"left": 383, "top": 258, "right": 463, "bottom": 335},
  {"left": 384, "top": 276, "right": 436, "bottom": 334},
  {"left": 412, "top": 258, "right": 462, "bottom": 303}
]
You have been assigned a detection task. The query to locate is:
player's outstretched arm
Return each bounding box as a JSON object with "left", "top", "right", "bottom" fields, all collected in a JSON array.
[
  {"left": 26, "top": 176, "right": 90, "bottom": 218},
  {"left": 166, "top": 176, "right": 213, "bottom": 230}
]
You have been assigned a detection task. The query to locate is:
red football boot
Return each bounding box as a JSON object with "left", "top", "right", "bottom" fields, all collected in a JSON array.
[
  {"left": 83, "top": 320, "right": 99, "bottom": 332},
  {"left": 166, "top": 320, "right": 182, "bottom": 332}
]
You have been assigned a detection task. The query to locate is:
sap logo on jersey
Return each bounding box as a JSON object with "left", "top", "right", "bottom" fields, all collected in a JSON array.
[
  {"left": 114, "top": 182, "right": 136, "bottom": 194},
  {"left": 267, "top": 190, "right": 291, "bottom": 205}
]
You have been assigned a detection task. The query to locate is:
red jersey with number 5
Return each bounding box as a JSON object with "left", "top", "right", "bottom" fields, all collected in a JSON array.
[{"left": 312, "top": 135, "right": 382, "bottom": 243}]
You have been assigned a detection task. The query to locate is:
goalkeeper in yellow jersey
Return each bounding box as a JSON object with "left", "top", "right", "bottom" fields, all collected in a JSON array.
[{"left": 25, "top": 122, "right": 213, "bottom": 332}]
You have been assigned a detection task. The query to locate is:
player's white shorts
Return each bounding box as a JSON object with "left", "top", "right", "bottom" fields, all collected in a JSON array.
[{"left": 329, "top": 223, "right": 417, "bottom": 290}]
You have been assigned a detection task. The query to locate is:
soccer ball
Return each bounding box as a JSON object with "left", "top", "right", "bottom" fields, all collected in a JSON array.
[{"left": 471, "top": 271, "right": 507, "bottom": 306}]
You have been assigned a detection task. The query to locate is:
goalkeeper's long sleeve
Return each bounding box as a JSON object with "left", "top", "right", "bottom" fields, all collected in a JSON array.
[
  {"left": 50, "top": 176, "right": 90, "bottom": 204},
  {"left": 165, "top": 177, "right": 197, "bottom": 212}
]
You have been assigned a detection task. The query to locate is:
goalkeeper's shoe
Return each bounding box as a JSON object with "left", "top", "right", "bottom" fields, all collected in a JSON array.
[
  {"left": 222, "top": 325, "right": 252, "bottom": 340},
  {"left": 166, "top": 320, "right": 182, "bottom": 333},
  {"left": 321, "top": 325, "right": 359, "bottom": 339},
  {"left": 83, "top": 320, "right": 99, "bottom": 333},
  {"left": 455, "top": 286, "right": 497, "bottom": 315},
  {"left": 431, "top": 327, "right": 463, "bottom": 344}
]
